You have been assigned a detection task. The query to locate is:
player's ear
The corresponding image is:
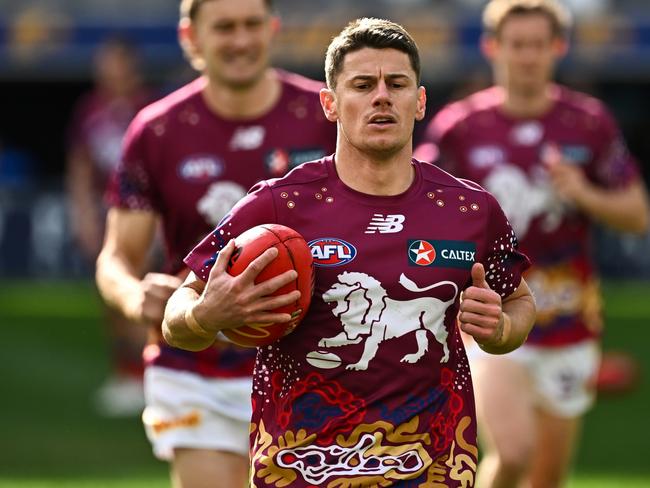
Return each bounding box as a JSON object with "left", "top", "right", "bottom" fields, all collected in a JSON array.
[
  {"left": 269, "top": 15, "right": 281, "bottom": 35},
  {"left": 178, "top": 17, "right": 194, "bottom": 50},
  {"left": 415, "top": 86, "right": 426, "bottom": 121},
  {"left": 480, "top": 34, "right": 497, "bottom": 61},
  {"left": 553, "top": 37, "right": 569, "bottom": 59},
  {"left": 320, "top": 88, "right": 338, "bottom": 122},
  {"left": 178, "top": 18, "right": 204, "bottom": 71}
]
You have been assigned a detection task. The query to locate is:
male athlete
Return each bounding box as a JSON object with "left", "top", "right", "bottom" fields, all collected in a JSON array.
[
  {"left": 415, "top": 1, "right": 649, "bottom": 486},
  {"left": 96, "top": 0, "right": 335, "bottom": 486},
  {"left": 164, "top": 17, "right": 536, "bottom": 487}
]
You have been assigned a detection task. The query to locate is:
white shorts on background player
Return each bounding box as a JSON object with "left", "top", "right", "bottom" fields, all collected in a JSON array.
[
  {"left": 142, "top": 366, "right": 251, "bottom": 460},
  {"left": 467, "top": 340, "right": 600, "bottom": 418}
]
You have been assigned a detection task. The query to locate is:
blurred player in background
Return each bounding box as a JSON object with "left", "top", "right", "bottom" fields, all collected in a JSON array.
[
  {"left": 95, "top": 0, "right": 335, "bottom": 486},
  {"left": 65, "top": 35, "right": 153, "bottom": 417},
  {"left": 415, "top": 1, "right": 650, "bottom": 486},
  {"left": 163, "top": 17, "right": 536, "bottom": 487}
]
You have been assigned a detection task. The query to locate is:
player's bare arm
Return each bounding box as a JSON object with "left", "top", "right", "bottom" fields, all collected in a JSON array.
[
  {"left": 96, "top": 208, "right": 183, "bottom": 324},
  {"left": 459, "top": 262, "right": 536, "bottom": 354},
  {"left": 163, "top": 239, "right": 301, "bottom": 351},
  {"left": 544, "top": 144, "right": 650, "bottom": 233},
  {"left": 66, "top": 152, "right": 103, "bottom": 257}
]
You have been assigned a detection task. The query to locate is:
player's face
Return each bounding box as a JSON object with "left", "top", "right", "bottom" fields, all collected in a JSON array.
[
  {"left": 485, "top": 13, "right": 567, "bottom": 95},
  {"left": 94, "top": 44, "right": 140, "bottom": 96},
  {"left": 321, "top": 48, "right": 426, "bottom": 159},
  {"left": 188, "top": 0, "right": 277, "bottom": 89}
]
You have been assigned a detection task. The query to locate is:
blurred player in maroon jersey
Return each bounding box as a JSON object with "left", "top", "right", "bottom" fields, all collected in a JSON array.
[
  {"left": 94, "top": 0, "right": 335, "bottom": 486},
  {"left": 163, "top": 17, "right": 536, "bottom": 487},
  {"left": 65, "top": 35, "right": 153, "bottom": 417},
  {"left": 415, "top": 1, "right": 650, "bottom": 486}
]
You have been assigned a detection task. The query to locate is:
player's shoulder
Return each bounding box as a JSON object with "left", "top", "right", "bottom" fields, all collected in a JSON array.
[
  {"left": 418, "top": 159, "right": 490, "bottom": 194},
  {"left": 130, "top": 77, "right": 205, "bottom": 131},
  {"left": 432, "top": 87, "right": 503, "bottom": 136},
  {"left": 244, "top": 157, "right": 330, "bottom": 205},
  {"left": 553, "top": 84, "right": 619, "bottom": 134},
  {"left": 265, "top": 156, "right": 331, "bottom": 190},
  {"left": 277, "top": 69, "right": 326, "bottom": 96},
  {"left": 554, "top": 84, "right": 611, "bottom": 118},
  {"left": 418, "top": 160, "right": 503, "bottom": 218}
]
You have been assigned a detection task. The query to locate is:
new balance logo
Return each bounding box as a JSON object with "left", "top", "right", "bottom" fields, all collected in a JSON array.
[
  {"left": 229, "top": 126, "right": 265, "bottom": 150},
  {"left": 365, "top": 214, "right": 405, "bottom": 234}
]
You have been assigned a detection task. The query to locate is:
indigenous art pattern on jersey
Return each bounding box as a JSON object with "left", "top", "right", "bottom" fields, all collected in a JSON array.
[
  {"left": 185, "top": 157, "right": 530, "bottom": 486},
  {"left": 417, "top": 85, "right": 642, "bottom": 346}
]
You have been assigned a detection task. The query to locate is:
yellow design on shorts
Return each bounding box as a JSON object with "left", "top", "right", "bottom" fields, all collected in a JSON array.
[
  {"left": 525, "top": 264, "right": 602, "bottom": 331},
  {"left": 143, "top": 410, "right": 201, "bottom": 435}
]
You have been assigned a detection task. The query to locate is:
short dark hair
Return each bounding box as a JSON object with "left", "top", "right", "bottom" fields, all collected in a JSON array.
[
  {"left": 483, "top": 0, "right": 572, "bottom": 39},
  {"left": 325, "top": 17, "right": 421, "bottom": 90},
  {"left": 180, "top": 0, "right": 274, "bottom": 22}
]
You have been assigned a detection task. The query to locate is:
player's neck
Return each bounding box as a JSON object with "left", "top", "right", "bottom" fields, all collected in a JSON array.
[
  {"left": 501, "top": 85, "right": 554, "bottom": 119},
  {"left": 202, "top": 69, "right": 281, "bottom": 120},
  {"left": 98, "top": 79, "right": 140, "bottom": 100},
  {"left": 334, "top": 143, "right": 415, "bottom": 196}
]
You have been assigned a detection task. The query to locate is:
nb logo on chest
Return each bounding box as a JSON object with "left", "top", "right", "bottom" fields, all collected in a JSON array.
[{"left": 365, "top": 214, "right": 405, "bottom": 234}]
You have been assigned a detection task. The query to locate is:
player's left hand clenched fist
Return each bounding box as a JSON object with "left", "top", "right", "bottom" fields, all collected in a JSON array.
[
  {"left": 459, "top": 263, "right": 510, "bottom": 349},
  {"left": 543, "top": 143, "right": 590, "bottom": 206}
]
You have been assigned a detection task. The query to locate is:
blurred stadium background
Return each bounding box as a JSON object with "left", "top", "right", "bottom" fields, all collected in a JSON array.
[{"left": 0, "top": 0, "right": 649, "bottom": 486}]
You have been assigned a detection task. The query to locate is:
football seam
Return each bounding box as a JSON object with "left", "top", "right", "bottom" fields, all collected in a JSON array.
[
  {"left": 263, "top": 225, "right": 305, "bottom": 305},
  {"left": 280, "top": 237, "right": 303, "bottom": 305}
]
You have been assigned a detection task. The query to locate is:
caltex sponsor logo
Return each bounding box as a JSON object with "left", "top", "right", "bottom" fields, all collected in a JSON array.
[
  {"left": 408, "top": 240, "right": 436, "bottom": 266},
  {"left": 407, "top": 239, "right": 476, "bottom": 269}
]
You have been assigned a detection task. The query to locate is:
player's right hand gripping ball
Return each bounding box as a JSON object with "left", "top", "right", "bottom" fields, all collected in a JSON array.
[{"left": 223, "top": 224, "right": 314, "bottom": 347}]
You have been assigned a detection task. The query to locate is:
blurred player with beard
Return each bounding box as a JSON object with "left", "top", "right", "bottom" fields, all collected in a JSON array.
[
  {"left": 65, "top": 36, "right": 153, "bottom": 416},
  {"left": 95, "top": 0, "right": 335, "bottom": 486},
  {"left": 415, "top": 1, "right": 650, "bottom": 486}
]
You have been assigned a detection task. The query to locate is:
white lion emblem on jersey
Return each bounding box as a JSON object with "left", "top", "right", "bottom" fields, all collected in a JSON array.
[
  {"left": 197, "top": 181, "right": 247, "bottom": 226},
  {"left": 483, "top": 164, "right": 565, "bottom": 238},
  {"left": 319, "top": 272, "right": 458, "bottom": 371}
]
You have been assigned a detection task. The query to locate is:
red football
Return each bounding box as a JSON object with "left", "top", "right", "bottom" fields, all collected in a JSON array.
[{"left": 222, "top": 224, "right": 314, "bottom": 347}]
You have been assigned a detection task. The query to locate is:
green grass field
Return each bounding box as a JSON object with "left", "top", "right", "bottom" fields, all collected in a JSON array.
[{"left": 1, "top": 280, "right": 648, "bottom": 487}]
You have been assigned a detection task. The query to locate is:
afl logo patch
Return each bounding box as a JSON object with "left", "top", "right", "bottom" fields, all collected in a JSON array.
[
  {"left": 178, "top": 155, "right": 223, "bottom": 182},
  {"left": 309, "top": 238, "right": 357, "bottom": 267}
]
